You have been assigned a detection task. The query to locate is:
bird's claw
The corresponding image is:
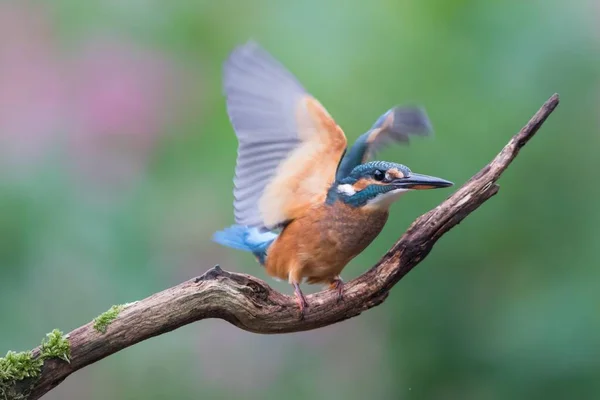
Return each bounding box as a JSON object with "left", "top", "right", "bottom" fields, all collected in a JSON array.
[
  {"left": 294, "top": 283, "right": 309, "bottom": 320},
  {"left": 297, "top": 295, "right": 308, "bottom": 320},
  {"left": 330, "top": 278, "right": 344, "bottom": 303}
]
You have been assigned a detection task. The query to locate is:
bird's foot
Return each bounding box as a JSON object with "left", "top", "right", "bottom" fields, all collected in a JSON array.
[
  {"left": 293, "top": 283, "right": 309, "bottom": 320},
  {"left": 329, "top": 277, "right": 344, "bottom": 303}
]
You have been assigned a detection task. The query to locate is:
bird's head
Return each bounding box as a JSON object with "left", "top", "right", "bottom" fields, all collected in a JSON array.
[{"left": 333, "top": 161, "right": 453, "bottom": 209}]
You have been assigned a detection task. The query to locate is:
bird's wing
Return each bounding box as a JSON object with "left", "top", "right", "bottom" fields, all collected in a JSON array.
[
  {"left": 224, "top": 41, "right": 347, "bottom": 229},
  {"left": 335, "top": 106, "right": 433, "bottom": 180}
]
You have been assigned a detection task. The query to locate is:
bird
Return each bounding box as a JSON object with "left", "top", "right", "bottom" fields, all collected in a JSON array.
[{"left": 213, "top": 41, "right": 453, "bottom": 318}]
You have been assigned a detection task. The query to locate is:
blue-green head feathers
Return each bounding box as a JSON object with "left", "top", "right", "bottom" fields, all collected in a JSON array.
[
  {"left": 342, "top": 161, "right": 412, "bottom": 183},
  {"left": 328, "top": 161, "right": 452, "bottom": 208},
  {"left": 328, "top": 161, "right": 411, "bottom": 207}
]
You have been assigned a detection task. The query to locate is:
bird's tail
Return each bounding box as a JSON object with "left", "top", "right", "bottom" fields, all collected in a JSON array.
[{"left": 212, "top": 225, "right": 277, "bottom": 265}]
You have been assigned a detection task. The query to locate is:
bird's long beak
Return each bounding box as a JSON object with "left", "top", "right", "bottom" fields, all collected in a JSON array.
[{"left": 393, "top": 173, "right": 453, "bottom": 190}]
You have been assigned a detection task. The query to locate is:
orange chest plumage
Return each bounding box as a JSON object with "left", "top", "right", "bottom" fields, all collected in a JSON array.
[{"left": 265, "top": 200, "right": 389, "bottom": 284}]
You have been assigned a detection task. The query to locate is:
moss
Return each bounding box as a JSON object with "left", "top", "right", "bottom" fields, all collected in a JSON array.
[
  {"left": 0, "top": 329, "right": 71, "bottom": 399},
  {"left": 93, "top": 304, "right": 125, "bottom": 333},
  {"left": 0, "top": 350, "right": 43, "bottom": 383},
  {"left": 40, "top": 330, "right": 70, "bottom": 363},
  {"left": 0, "top": 350, "right": 43, "bottom": 399}
]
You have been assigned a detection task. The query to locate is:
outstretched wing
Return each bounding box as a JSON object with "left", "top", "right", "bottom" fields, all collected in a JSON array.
[
  {"left": 335, "top": 106, "right": 433, "bottom": 181},
  {"left": 224, "top": 41, "right": 347, "bottom": 229}
]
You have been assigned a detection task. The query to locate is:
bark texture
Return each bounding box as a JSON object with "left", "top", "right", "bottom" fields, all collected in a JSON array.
[{"left": 11, "top": 94, "right": 558, "bottom": 400}]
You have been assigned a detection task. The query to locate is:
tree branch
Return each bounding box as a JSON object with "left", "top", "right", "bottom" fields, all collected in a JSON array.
[{"left": 16, "top": 94, "right": 559, "bottom": 400}]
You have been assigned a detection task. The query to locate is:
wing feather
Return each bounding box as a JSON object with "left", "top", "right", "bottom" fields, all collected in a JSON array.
[
  {"left": 335, "top": 106, "right": 433, "bottom": 180},
  {"left": 224, "top": 41, "right": 346, "bottom": 228},
  {"left": 364, "top": 106, "right": 432, "bottom": 159}
]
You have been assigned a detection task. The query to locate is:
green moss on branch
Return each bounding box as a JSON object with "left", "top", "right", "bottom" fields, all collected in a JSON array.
[
  {"left": 0, "top": 329, "right": 70, "bottom": 399},
  {"left": 0, "top": 350, "right": 43, "bottom": 398},
  {"left": 93, "top": 304, "right": 125, "bottom": 333},
  {"left": 40, "top": 330, "right": 70, "bottom": 363}
]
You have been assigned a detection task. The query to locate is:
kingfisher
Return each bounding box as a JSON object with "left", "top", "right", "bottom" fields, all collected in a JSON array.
[{"left": 213, "top": 41, "right": 453, "bottom": 318}]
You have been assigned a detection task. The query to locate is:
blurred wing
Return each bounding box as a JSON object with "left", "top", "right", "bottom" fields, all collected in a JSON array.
[
  {"left": 224, "top": 41, "right": 347, "bottom": 229},
  {"left": 335, "top": 106, "right": 432, "bottom": 180}
]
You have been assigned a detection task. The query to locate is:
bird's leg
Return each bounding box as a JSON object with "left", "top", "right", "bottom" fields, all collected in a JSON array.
[
  {"left": 293, "top": 282, "right": 309, "bottom": 319},
  {"left": 329, "top": 276, "right": 344, "bottom": 302}
]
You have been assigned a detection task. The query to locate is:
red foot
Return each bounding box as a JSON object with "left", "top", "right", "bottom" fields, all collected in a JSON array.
[
  {"left": 330, "top": 278, "right": 344, "bottom": 303},
  {"left": 293, "top": 283, "right": 309, "bottom": 320}
]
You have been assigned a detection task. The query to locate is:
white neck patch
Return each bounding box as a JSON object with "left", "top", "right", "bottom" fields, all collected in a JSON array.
[
  {"left": 337, "top": 184, "right": 356, "bottom": 196},
  {"left": 366, "top": 188, "right": 411, "bottom": 209}
]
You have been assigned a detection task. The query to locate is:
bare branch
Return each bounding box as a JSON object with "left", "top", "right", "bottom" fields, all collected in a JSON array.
[{"left": 13, "top": 94, "right": 559, "bottom": 400}]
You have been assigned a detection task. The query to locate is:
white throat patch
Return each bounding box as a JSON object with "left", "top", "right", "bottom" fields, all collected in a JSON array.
[
  {"left": 366, "top": 188, "right": 410, "bottom": 208},
  {"left": 337, "top": 184, "right": 356, "bottom": 196}
]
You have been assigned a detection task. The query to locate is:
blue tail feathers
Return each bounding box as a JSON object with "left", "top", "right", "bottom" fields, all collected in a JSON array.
[{"left": 212, "top": 225, "right": 277, "bottom": 265}]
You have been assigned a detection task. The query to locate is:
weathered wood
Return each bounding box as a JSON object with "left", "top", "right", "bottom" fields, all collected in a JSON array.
[{"left": 19, "top": 94, "right": 558, "bottom": 400}]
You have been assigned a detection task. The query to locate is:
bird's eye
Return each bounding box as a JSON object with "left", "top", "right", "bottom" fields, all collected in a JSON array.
[{"left": 373, "top": 170, "right": 385, "bottom": 181}]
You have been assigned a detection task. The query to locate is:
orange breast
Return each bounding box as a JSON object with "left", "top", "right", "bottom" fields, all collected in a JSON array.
[{"left": 265, "top": 200, "right": 389, "bottom": 285}]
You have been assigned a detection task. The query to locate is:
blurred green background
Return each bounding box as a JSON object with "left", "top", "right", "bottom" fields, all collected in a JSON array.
[{"left": 1, "top": 0, "right": 598, "bottom": 399}]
